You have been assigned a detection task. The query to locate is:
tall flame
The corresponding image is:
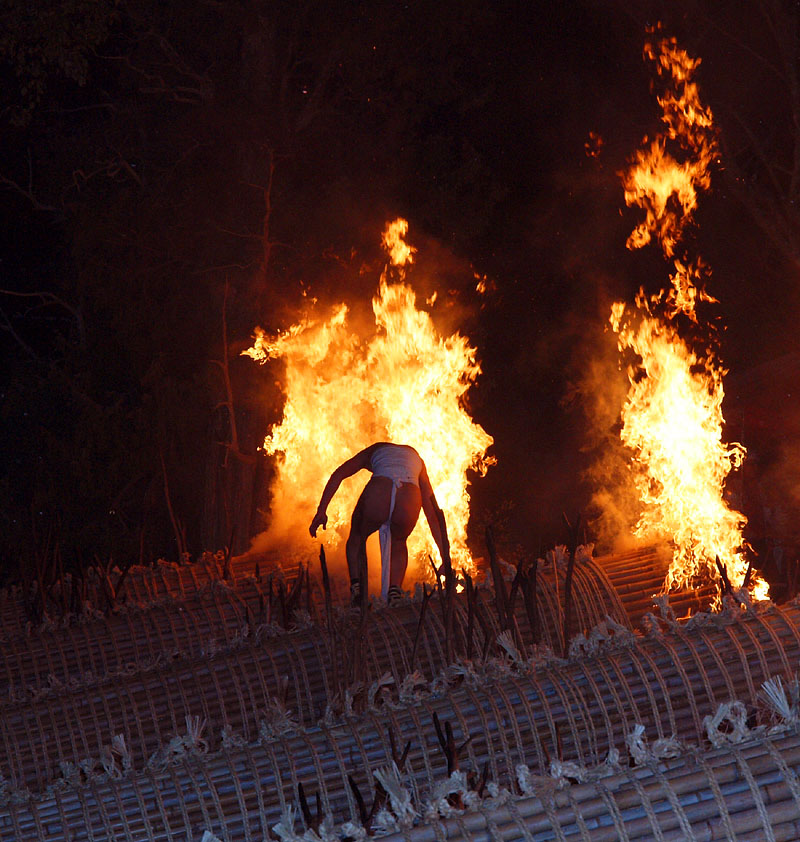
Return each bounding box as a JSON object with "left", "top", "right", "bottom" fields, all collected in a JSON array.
[
  {"left": 622, "top": 36, "right": 717, "bottom": 259},
  {"left": 611, "top": 30, "right": 768, "bottom": 600},
  {"left": 244, "top": 219, "right": 493, "bottom": 585}
]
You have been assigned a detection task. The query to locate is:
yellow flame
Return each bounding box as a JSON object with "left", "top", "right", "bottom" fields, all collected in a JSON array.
[
  {"left": 622, "top": 34, "right": 717, "bottom": 260},
  {"left": 381, "top": 218, "right": 417, "bottom": 267},
  {"left": 244, "top": 220, "right": 493, "bottom": 585},
  {"left": 612, "top": 30, "right": 768, "bottom": 601},
  {"left": 611, "top": 296, "right": 752, "bottom": 591}
]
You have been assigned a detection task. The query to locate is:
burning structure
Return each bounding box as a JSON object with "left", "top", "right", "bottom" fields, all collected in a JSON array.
[{"left": 1, "top": 25, "right": 798, "bottom": 842}]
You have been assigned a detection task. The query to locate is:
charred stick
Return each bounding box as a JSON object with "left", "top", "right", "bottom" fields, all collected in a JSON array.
[
  {"left": 715, "top": 555, "right": 733, "bottom": 597},
  {"left": 562, "top": 513, "right": 580, "bottom": 657},
  {"left": 471, "top": 588, "right": 494, "bottom": 661},
  {"left": 278, "top": 579, "right": 287, "bottom": 628},
  {"left": 244, "top": 600, "right": 256, "bottom": 635},
  {"left": 318, "top": 544, "right": 340, "bottom": 695},
  {"left": 465, "top": 573, "right": 476, "bottom": 661},
  {"left": 743, "top": 558, "right": 754, "bottom": 590},
  {"left": 444, "top": 567, "right": 455, "bottom": 665},
  {"left": 348, "top": 775, "right": 381, "bottom": 830},
  {"left": 114, "top": 557, "right": 133, "bottom": 606},
  {"left": 472, "top": 761, "right": 489, "bottom": 797},
  {"left": 319, "top": 545, "right": 334, "bottom": 634},
  {"left": 266, "top": 576, "right": 274, "bottom": 625},
  {"left": 428, "top": 555, "right": 447, "bottom": 628},
  {"left": 507, "top": 556, "right": 528, "bottom": 656},
  {"left": 297, "top": 782, "right": 321, "bottom": 833},
  {"left": 223, "top": 524, "right": 236, "bottom": 581},
  {"left": 508, "top": 557, "right": 525, "bottom": 620},
  {"left": 286, "top": 563, "right": 305, "bottom": 617},
  {"left": 523, "top": 557, "right": 540, "bottom": 644},
  {"left": 348, "top": 775, "right": 369, "bottom": 827},
  {"left": 410, "top": 584, "right": 433, "bottom": 674},
  {"left": 432, "top": 711, "right": 447, "bottom": 754},
  {"left": 432, "top": 713, "right": 460, "bottom": 776},
  {"left": 432, "top": 714, "right": 464, "bottom": 807},
  {"left": 95, "top": 555, "right": 115, "bottom": 613},
  {"left": 56, "top": 542, "right": 68, "bottom": 618},
  {"left": 485, "top": 525, "right": 509, "bottom": 631},
  {"left": 368, "top": 779, "right": 388, "bottom": 831},
  {"left": 388, "top": 725, "right": 411, "bottom": 768}
]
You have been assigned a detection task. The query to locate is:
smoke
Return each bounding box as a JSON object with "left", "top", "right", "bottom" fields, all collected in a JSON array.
[
  {"left": 729, "top": 354, "right": 800, "bottom": 574},
  {"left": 563, "top": 284, "right": 644, "bottom": 554}
]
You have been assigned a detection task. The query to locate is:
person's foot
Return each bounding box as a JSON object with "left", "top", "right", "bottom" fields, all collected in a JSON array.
[{"left": 387, "top": 584, "right": 403, "bottom": 606}]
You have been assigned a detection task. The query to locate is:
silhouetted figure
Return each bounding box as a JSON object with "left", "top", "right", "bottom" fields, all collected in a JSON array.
[{"left": 310, "top": 442, "right": 450, "bottom": 606}]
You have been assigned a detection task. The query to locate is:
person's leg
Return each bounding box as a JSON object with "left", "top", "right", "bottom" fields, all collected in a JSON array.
[
  {"left": 388, "top": 484, "right": 422, "bottom": 590},
  {"left": 346, "top": 477, "right": 392, "bottom": 601}
]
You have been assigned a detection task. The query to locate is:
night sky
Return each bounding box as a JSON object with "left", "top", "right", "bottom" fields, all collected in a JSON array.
[{"left": 1, "top": 0, "right": 798, "bottom": 575}]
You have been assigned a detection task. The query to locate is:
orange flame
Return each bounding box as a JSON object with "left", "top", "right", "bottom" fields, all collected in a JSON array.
[
  {"left": 381, "top": 217, "right": 417, "bottom": 267},
  {"left": 244, "top": 219, "right": 494, "bottom": 586},
  {"left": 622, "top": 35, "right": 717, "bottom": 259},
  {"left": 612, "top": 30, "right": 768, "bottom": 601}
]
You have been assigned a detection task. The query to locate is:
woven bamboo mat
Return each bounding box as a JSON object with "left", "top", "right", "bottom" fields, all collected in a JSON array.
[
  {"left": 0, "top": 555, "right": 632, "bottom": 793},
  {"left": 2, "top": 599, "right": 798, "bottom": 834},
  {"left": 2, "top": 547, "right": 632, "bottom": 696},
  {"left": 2, "top": 625, "right": 799, "bottom": 841}
]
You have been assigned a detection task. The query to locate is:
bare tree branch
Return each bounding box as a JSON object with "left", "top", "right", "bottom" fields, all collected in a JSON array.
[
  {"left": 0, "top": 305, "right": 39, "bottom": 360},
  {"left": 0, "top": 149, "right": 58, "bottom": 212},
  {"left": 0, "top": 289, "right": 86, "bottom": 349},
  {"left": 209, "top": 281, "right": 258, "bottom": 466}
]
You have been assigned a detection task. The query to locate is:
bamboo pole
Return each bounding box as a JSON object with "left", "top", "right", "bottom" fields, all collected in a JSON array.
[
  {"left": 375, "top": 733, "right": 800, "bottom": 842},
  {"left": 3, "top": 594, "right": 800, "bottom": 807},
  {"left": 4, "top": 709, "right": 800, "bottom": 841},
  {"left": 3, "top": 546, "right": 636, "bottom": 697}
]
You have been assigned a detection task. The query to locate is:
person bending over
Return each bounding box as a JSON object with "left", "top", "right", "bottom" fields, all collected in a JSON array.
[{"left": 309, "top": 442, "right": 450, "bottom": 606}]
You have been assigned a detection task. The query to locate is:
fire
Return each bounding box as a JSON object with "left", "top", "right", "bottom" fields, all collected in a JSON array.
[
  {"left": 381, "top": 217, "right": 416, "bottom": 267},
  {"left": 244, "top": 219, "right": 493, "bottom": 586},
  {"left": 622, "top": 35, "right": 716, "bottom": 258},
  {"left": 611, "top": 29, "right": 768, "bottom": 601}
]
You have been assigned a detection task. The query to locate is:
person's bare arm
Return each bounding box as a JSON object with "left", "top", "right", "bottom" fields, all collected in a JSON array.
[
  {"left": 309, "top": 445, "right": 378, "bottom": 537},
  {"left": 419, "top": 463, "right": 451, "bottom": 571}
]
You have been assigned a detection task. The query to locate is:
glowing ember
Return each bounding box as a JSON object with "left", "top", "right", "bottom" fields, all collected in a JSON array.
[
  {"left": 612, "top": 29, "right": 768, "bottom": 601},
  {"left": 244, "top": 219, "right": 493, "bottom": 586}
]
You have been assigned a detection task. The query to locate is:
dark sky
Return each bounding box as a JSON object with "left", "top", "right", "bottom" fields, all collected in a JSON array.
[{"left": 1, "top": 0, "right": 798, "bottom": 566}]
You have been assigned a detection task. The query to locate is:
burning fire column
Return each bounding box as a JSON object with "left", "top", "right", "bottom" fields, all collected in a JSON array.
[
  {"left": 244, "top": 219, "right": 494, "bottom": 587},
  {"left": 611, "top": 30, "right": 768, "bottom": 601}
]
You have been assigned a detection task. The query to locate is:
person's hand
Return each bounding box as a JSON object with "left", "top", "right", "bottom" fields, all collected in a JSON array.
[{"left": 309, "top": 510, "right": 328, "bottom": 538}]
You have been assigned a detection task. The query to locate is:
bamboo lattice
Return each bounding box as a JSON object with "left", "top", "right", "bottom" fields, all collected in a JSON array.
[
  {"left": 1, "top": 554, "right": 629, "bottom": 793},
  {"left": 2, "top": 548, "right": 631, "bottom": 696},
  {"left": 1, "top": 596, "right": 798, "bottom": 841},
  {"left": 0, "top": 545, "right": 788, "bottom": 842}
]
